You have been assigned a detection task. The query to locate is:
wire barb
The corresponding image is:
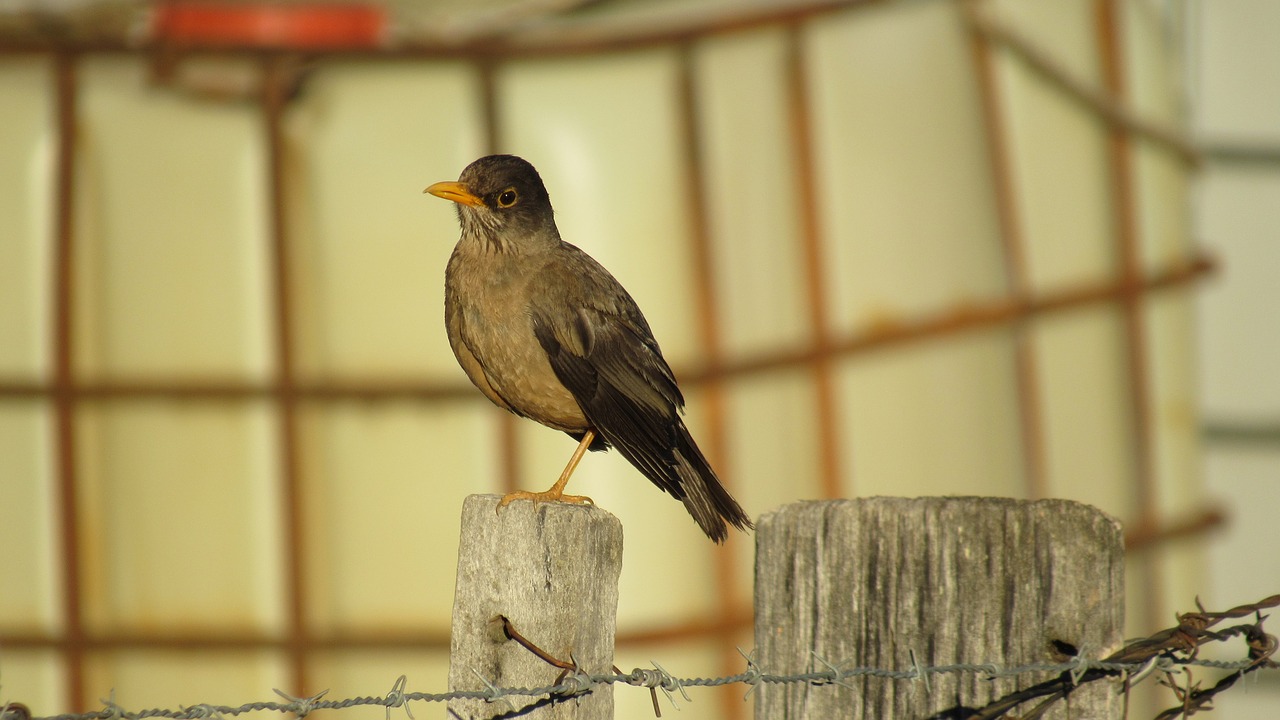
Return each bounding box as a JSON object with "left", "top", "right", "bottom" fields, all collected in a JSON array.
[
  {"left": 735, "top": 646, "right": 764, "bottom": 700},
  {"left": 178, "top": 706, "right": 221, "bottom": 720},
  {"left": 1068, "top": 653, "right": 1093, "bottom": 686},
  {"left": 808, "top": 651, "right": 854, "bottom": 691},
  {"left": 467, "top": 670, "right": 515, "bottom": 713},
  {"left": 381, "top": 675, "right": 412, "bottom": 720},
  {"left": 269, "top": 689, "right": 327, "bottom": 719},
  {"left": 646, "top": 661, "right": 689, "bottom": 712},
  {"left": 97, "top": 692, "right": 123, "bottom": 720},
  {"left": 908, "top": 648, "right": 931, "bottom": 693}
]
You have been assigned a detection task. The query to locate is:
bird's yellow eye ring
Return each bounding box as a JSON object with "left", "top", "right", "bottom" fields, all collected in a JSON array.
[{"left": 497, "top": 188, "right": 519, "bottom": 208}]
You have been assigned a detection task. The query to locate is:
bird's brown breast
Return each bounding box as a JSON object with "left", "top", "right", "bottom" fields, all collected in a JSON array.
[{"left": 445, "top": 245, "right": 590, "bottom": 433}]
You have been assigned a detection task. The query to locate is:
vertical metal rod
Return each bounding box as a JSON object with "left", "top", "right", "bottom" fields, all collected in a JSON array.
[
  {"left": 784, "top": 24, "right": 845, "bottom": 500},
  {"left": 261, "top": 55, "right": 309, "bottom": 694},
  {"left": 476, "top": 58, "right": 524, "bottom": 496},
  {"left": 675, "top": 42, "right": 745, "bottom": 720},
  {"left": 962, "top": 0, "right": 1049, "bottom": 500},
  {"left": 1095, "top": 0, "right": 1163, "bottom": 625},
  {"left": 52, "top": 49, "right": 86, "bottom": 713}
]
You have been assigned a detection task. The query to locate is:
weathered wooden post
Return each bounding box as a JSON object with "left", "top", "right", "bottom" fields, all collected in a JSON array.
[
  {"left": 447, "top": 494, "right": 623, "bottom": 720},
  {"left": 754, "top": 497, "right": 1125, "bottom": 719}
]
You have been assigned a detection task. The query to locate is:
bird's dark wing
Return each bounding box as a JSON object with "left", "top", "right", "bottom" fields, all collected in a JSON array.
[
  {"left": 527, "top": 252, "right": 687, "bottom": 499},
  {"left": 531, "top": 308, "right": 688, "bottom": 499},
  {"left": 527, "top": 244, "right": 752, "bottom": 541}
]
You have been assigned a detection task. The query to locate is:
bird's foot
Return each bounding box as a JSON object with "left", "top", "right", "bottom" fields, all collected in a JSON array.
[{"left": 497, "top": 488, "right": 595, "bottom": 510}]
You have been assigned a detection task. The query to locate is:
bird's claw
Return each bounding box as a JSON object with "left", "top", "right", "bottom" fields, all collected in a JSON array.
[{"left": 497, "top": 490, "right": 595, "bottom": 512}]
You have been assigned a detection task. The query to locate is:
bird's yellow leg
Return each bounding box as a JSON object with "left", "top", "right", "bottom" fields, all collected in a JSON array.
[{"left": 498, "top": 429, "right": 596, "bottom": 509}]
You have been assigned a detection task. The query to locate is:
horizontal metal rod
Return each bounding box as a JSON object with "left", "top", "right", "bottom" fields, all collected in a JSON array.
[
  {"left": 0, "top": 608, "right": 753, "bottom": 652},
  {"left": 0, "top": 254, "right": 1215, "bottom": 402}
]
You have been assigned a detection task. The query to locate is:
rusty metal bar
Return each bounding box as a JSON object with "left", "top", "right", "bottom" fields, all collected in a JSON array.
[
  {"left": 674, "top": 41, "right": 746, "bottom": 720},
  {"left": 0, "top": 605, "right": 755, "bottom": 652},
  {"left": 0, "top": 379, "right": 475, "bottom": 400},
  {"left": 0, "top": 255, "right": 1216, "bottom": 400},
  {"left": 51, "top": 49, "right": 86, "bottom": 713},
  {"left": 1096, "top": 0, "right": 1164, "bottom": 629},
  {"left": 1123, "top": 505, "right": 1229, "bottom": 552},
  {"left": 473, "top": 58, "right": 525, "bottom": 496},
  {"left": 963, "top": 0, "right": 1048, "bottom": 500},
  {"left": 965, "top": 1, "right": 1200, "bottom": 166},
  {"left": 674, "top": 44, "right": 732, "bottom": 514},
  {"left": 784, "top": 23, "right": 845, "bottom": 501},
  {"left": 261, "top": 55, "right": 309, "bottom": 696},
  {"left": 679, "top": 255, "right": 1212, "bottom": 384}
]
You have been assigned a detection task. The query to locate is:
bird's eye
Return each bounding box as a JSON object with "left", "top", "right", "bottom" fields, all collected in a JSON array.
[{"left": 497, "top": 188, "right": 519, "bottom": 208}]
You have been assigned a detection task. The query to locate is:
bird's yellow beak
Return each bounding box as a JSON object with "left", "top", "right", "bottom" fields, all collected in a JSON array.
[{"left": 425, "top": 181, "right": 485, "bottom": 208}]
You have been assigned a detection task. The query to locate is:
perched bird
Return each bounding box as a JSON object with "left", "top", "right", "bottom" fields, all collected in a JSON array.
[{"left": 425, "top": 155, "right": 752, "bottom": 543}]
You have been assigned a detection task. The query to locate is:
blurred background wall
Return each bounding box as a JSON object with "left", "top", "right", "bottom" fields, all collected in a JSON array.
[{"left": 0, "top": 1, "right": 1275, "bottom": 719}]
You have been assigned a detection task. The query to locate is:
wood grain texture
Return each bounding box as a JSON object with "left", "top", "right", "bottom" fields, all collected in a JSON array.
[
  {"left": 447, "top": 494, "right": 623, "bottom": 719},
  {"left": 754, "top": 497, "right": 1124, "bottom": 719}
]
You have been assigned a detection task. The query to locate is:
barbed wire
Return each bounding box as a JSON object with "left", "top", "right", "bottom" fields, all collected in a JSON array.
[
  {"left": 4, "top": 594, "right": 1276, "bottom": 720},
  {"left": 3, "top": 654, "right": 1271, "bottom": 720},
  {"left": 2, "top": 653, "right": 1269, "bottom": 717}
]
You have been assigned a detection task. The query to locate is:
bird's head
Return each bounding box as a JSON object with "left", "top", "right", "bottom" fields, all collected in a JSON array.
[{"left": 425, "top": 155, "right": 558, "bottom": 252}]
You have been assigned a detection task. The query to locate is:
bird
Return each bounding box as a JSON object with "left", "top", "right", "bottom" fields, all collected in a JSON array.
[{"left": 424, "top": 154, "right": 752, "bottom": 543}]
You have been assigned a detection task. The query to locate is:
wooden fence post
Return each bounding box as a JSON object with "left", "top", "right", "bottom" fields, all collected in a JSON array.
[
  {"left": 447, "top": 494, "right": 623, "bottom": 720},
  {"left": 754, "top": 497, "right": 1125, "bottom": 719}
]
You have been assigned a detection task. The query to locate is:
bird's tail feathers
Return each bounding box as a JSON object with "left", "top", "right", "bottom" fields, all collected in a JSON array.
[{"left": 673, "top": 431, "right": 753, "bottom": 543}]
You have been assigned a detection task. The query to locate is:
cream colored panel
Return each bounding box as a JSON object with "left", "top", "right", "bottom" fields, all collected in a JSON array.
[
  {"left": 514, "top": 398, "right": 718, "bottom": 627},
  {"left": 1195, "top": 0, "right": 1280, "bottom": 140},
  {"left": 74, "top": 58, "right": 271, "bottom": 379},
  {"left": 1001, "top": 58, "right": 1118, "bottom": 287},
  {"left": 1200, "top": 450, "right": 1280, "bottom": 717},
  {"left": 693, "top": 29, "right": 810, "bottom": 357},
  {"left": 613, "top": 640, "right": 725, "bottom": 720},
  {"left": 1154, "top": 535, "right": 1208, "bottom": 648},
  {"left": 1195, "top": 167, "right": 1280, "bottom": 419},
  {"left": 0, "top": 403, "right": 57, "bottom": 631},
  {"left": 838, "top": 330, "right": 1025, "bottom": 499},
  {"left": 1133, "top": 141, "right": 1191, "bottom": 272},
  {"left": 988, "top": 0, "right": 1102, "bottom": 85},
  {"left": 1122, "top": 0, "right": 1182, "bottom": 123},
  {"left": 77, "top": 401, "right": 282, "bottom": 633},
  {"left": 310, "top": 650, "right": 450, "bottom": 711},
  {"left": 807, "top": 1, "right": 1006, "bottom": 332},
  {"left": 298, "top": 400, "right": 495, "bottom": 632},
  {"left": 1031, "top": 307, "right": 1136, "bottom": 518},
  {"left": 997, "top": 55, "right": 1115, "bottom": 291},
  {"left": 0, "top": 651, "right": 62, "bottom": 713},
  {"left": 679, "top": 382, "right": 753, "bottom": 605},
  {"left": 724, "top": 369, "right": 821, "bottom": 592},
  {"left": 1145, "top": 293, "right": 1202, "bottom": 518},
  {"left": 497, "top": 49, "right": 700, "bottom": 366},
  {"left": 1123, "top": 556, "right": 1152, "bottom": 639},
  {"left": 724, "top": 369, "right": 821, "bottom": 515},
  {"left": 84, "top": 651, "right": 285, "bottom": 711},
  {"left": 1145, "top": 290, "right": 1206, "bottom": 637},
  {"left": 286, "top": 63, "right": 484, "bottom": 382},
  {"left": 1123, "top": 1, "right": 1194, "bottom": 275},
  {"left": 1204, "top": 446, "right": 1280, "bottom": 613},
  {"left": 0, "top": 59, "right": 53, "bottom": 378}
]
